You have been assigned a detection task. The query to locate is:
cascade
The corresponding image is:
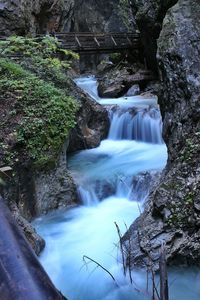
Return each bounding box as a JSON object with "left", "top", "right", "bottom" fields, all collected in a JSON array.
[
  {"left": 108, "top": 107, "right": 163, "bottom": 143},
  {"left": 33, "top": 77, "right": 199, "bottom": 300}
]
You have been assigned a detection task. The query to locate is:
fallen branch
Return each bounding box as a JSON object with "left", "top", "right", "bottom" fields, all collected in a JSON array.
[
  {"left": 82, "top": 255, "right": 118, "bottom": 285},
  {"left": 114, "top": 222, "right": 126, "bottom": 276}
]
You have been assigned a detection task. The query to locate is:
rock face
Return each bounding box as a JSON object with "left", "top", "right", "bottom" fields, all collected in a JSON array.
[
  {"left": 34, "top": 141, "right": 77, "bottom": 216},
  {"left": 123, "top": 0, "right": 200, "bottom": 269},
  {"left": 0, "top": 0, "right": 75, "bottom": 36},
  {"left": 131, "top": 0, "right": 178, "bottom": 72},
  {"left": 68, "top": 84, "right": 109, "bottom": 152},
  {"left": 3, "top": 140, "right": 78, "bottom": 222},
  {"left": 2, "top": 140, "right": 78, "bottom": 253},
  {"left": 9, "top": 202, "right": 45, "bottom": 256},
  {"left": 0, "top": 197, "right": 66, "bottom": 300},
  {"left": 73, "top": 0, "right": 132, "bottom": 33},
  {"left": 0, "top": 0, "right": 133, "bottom": 37}
]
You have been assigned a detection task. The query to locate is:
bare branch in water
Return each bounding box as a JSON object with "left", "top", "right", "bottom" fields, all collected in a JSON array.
[
  {"left": 114, "top": 222, "right": 126, "bottom": 276},
  {"left": 82, "top": 255, "right": 118, "bottom": 285}
]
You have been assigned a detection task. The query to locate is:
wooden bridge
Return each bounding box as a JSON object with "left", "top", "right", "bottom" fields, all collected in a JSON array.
[{"left": 38, "top": 32, "right": 141, "bottom": 53}]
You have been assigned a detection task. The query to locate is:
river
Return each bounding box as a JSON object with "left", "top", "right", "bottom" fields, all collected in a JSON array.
[{"left": 34, "top": 77, "right": 200, "bottom": 300}]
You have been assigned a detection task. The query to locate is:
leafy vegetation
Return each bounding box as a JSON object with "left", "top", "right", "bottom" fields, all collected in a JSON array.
[
  {"left": 0, "top": 36, "right": 79, "bottom": 169},
  {"left": 0, "top": 35, "right": 79, "bottom": 86}
]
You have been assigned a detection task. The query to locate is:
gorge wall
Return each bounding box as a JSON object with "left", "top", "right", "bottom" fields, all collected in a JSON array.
[
  {"left": 72, "top": 0, "right": 131, "bottom": 32},
  {"left": 123, "top": 0, "right": 200, "bottom": 269},
  {"left": 0, "top": 0, "right": 75, "bottom": 36},
  {"left": 0, "top": 0, "right": 133, "bottom": 36},
  {"left": 130, "top": 0, "right": 178, "bottom": 71}
]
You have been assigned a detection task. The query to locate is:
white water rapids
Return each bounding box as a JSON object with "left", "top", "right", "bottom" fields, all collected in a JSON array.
[{"left": 34, "top": 76, "right": 200, "bottom": 300}]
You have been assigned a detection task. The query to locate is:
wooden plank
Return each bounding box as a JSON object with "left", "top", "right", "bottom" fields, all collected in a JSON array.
[
  {"left": 111, "top": 35, "right": 117, "bottom": 46},
  {"left": 0, "top": 167, "right": 12, "bottom": 173},
  {"left": 75, "top": 36, "right": 82, "bottom": 47}
]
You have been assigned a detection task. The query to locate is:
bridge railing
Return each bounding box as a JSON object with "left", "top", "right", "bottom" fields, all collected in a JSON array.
[
  {"left": 1, "top": 32, "right": 141, "bottom": 53},
  {"left": 48, "top": 32, "right": 141, "bottom": 52}
]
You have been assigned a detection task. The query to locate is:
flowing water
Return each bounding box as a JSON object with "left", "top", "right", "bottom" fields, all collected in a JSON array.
[{"left": 34, "top": 77, "right": 200, "bottom": 300}]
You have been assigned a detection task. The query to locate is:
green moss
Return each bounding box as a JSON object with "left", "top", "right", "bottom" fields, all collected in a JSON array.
[
  {"left": 0, "top": 36, "right": 80, "bottom": 169},
  {"left": 180, "top": 133, "right": 200, "bottom": 163},
  {"left": 0, "top": 35, "right": 79, "bottom": 87}
]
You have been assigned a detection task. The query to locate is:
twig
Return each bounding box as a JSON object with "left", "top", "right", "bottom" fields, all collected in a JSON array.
[
  {"left": 114, "top": 222, "right": 126, "bottom": 276},
  {"left": 82, "top": 255, "right": 117, "bottom": 284},
  {"left": 124, "top": 222, "right": 133, "bottom": 284}
]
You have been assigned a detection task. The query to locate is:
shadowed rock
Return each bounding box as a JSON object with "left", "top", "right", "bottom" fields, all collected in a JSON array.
[{"left": 0, "top": 197, "right": 66, "bottom": 300}]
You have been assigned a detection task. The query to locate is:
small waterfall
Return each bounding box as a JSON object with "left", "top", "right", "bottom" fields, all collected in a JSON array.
[
  {"left": 68, "top": 139, "right": 167, "bottom": 206},
  {"left": 78, "top": 186, "right": 99, "bottom": 206},
  {"left": 108, "top": 106, "right": 163, "bottom": 144}
]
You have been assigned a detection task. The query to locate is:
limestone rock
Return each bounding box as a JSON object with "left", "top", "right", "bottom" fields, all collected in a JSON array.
[
  {"left": 9, "top": 202, "right": 45, "bottom": 255},
  {"left": 131, "top": 0, "right": 178, "bottom": 71},
  {"left": 68, "top": 85, "right": 110, "bottom": 152},
  {"left": 0, "top": 0, "right": 75, "bottom": 36},
  {"left": 73, "top": 0, "right": 133, "bottom": 33},
  {"left": 123, "top": 0, "right": 200, "bottom": 269}
]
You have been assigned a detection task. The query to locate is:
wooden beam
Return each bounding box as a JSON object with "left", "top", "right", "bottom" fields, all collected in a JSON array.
[
  {"left": 111, "top": 35, "right": 117, "bottom": 46},
  {"left": 93, "top": 36, "right": 100, "bottom": 47},
  {"left": 2, "top": 32, "right": 141, "bottom": 54},
  {"left": 75, "top": 35, "right": 82, "bottom": 47},
  {"left": 126, "top": 35, "right": 132, "bottom": 46},
  {"left": 0, "top": 166, "right": 12, "bottom": 172}
]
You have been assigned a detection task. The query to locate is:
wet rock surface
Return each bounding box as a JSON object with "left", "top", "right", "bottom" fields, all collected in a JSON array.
[
  {"left": 123, "top": 0, "right": 200, "bottom": 269},
  {"left": 34, "top": 141, "right": 78, "bottom": 216},
  {"left": 2, "top": 140, "right": 78, "bottom": 222},
  {"left": 68, "top": 84, "right": 110, "bottom": 152},
  {"left": 1, "top": 75, "right": 108, "bottom": 255},
  {"left": 97, "top": 64, "right": 155, "bottom": 98},
  {"left": 9, "top": 202, "right": 45, "bottom": 256}
]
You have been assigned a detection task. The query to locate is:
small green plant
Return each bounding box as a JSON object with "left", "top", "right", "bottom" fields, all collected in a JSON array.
[{"left": 109, "top": 53, "right": 122, "bottom": 64}]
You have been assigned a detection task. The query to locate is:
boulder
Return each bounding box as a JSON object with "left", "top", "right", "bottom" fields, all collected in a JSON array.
[
  {"left": 68, "top": 85, "right": 110, "bottom": 152},
  {"left": 126, "top": 84, "right": 140, "bottom": 96},
  {"left": 98, "top": 65, "right": 155, "bottom": 98}
]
